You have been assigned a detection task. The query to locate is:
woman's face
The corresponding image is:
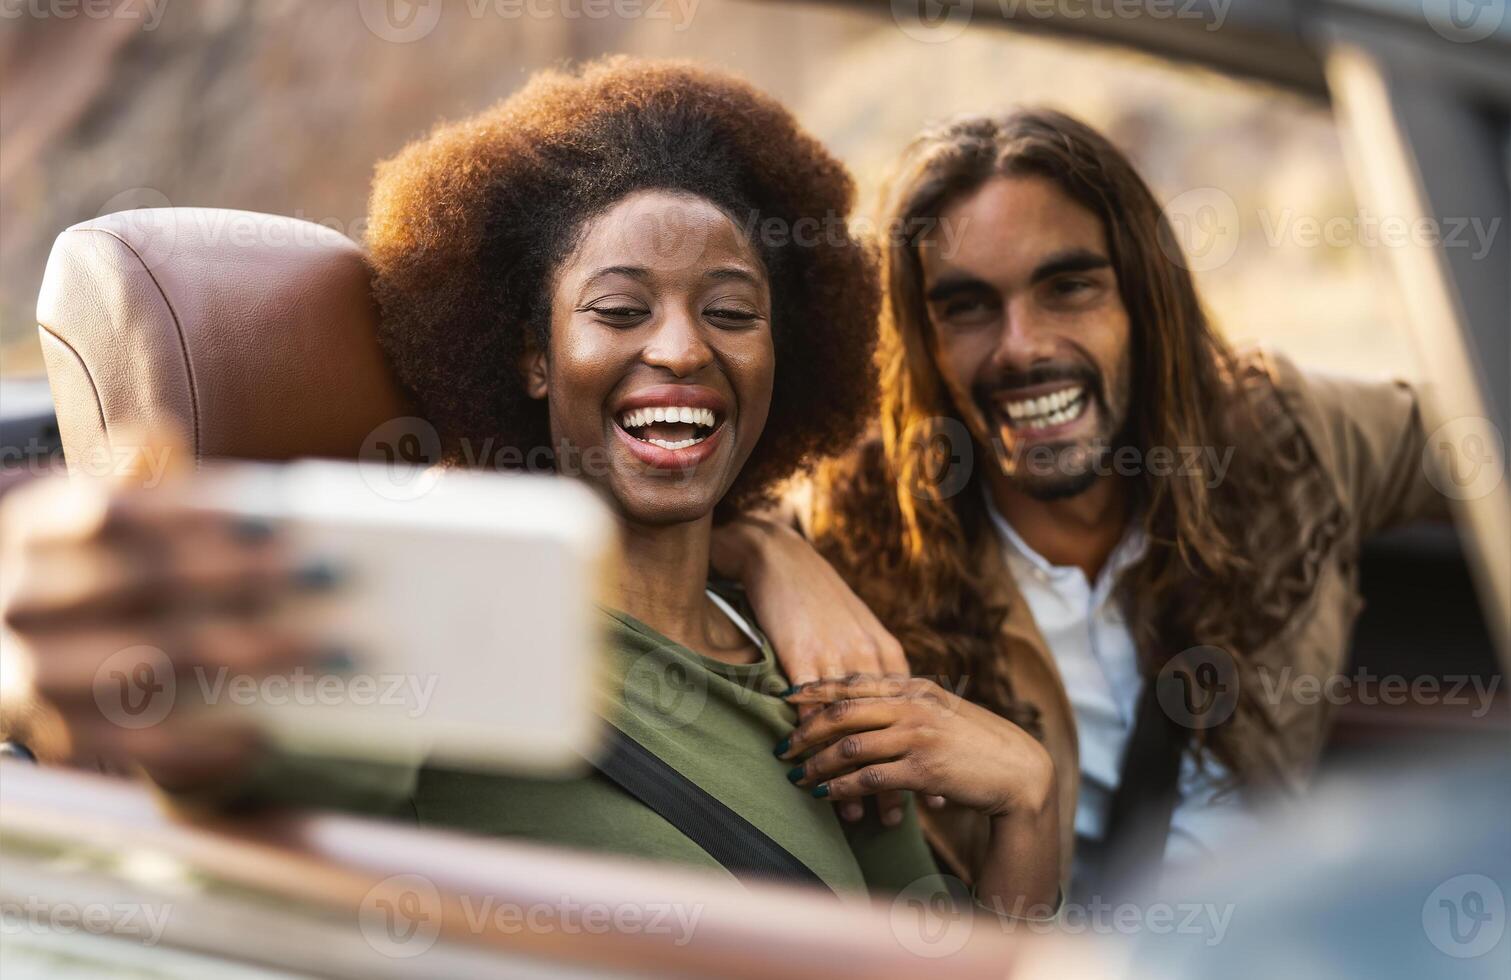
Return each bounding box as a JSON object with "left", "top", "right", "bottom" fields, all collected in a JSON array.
[{"left": 528, "top": 190, "right": 775, "bottom": 525}]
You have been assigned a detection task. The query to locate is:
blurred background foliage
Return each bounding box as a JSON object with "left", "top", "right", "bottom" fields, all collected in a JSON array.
[{"left": 0, "top": 0, "right": 1412, "bottom": 379}]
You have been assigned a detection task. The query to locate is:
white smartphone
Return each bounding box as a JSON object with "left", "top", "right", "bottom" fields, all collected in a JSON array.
[{"left": 181, "top": 460, "right": 616, "bottom": 775}]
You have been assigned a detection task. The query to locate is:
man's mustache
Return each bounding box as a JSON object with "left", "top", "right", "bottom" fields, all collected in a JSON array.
[{"left": 974, "top": 364, "right": 1103, "bottom": 408}]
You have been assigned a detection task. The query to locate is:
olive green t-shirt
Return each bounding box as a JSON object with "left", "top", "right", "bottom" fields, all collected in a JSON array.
[{"left": 222, "top": 589, "right": 949, "bottom": 900}]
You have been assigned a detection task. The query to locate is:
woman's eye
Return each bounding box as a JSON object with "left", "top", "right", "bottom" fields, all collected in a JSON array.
[
  {"left": 706, "top": 308, "right": 761, "bottom": 325},
  {"left": 590, "top": 306, "right": 649, "bottom": 323}
]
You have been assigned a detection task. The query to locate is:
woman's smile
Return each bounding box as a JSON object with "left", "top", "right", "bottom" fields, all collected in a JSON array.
[{"left": 612, "top": 383, "right": 730, "bottom": 470}]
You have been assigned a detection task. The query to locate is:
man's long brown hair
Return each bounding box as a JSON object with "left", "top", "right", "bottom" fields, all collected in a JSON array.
[{"left": 811, "top": 110, "right": 1314, "bottom": 786}]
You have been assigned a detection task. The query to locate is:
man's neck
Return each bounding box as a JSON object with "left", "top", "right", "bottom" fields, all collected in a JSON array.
[
  {"left": 615, "top": 514, "right": 755, "bottom": 665},
  {"left": 987, "top": 469, "right": 1130, "bottom": 582}
]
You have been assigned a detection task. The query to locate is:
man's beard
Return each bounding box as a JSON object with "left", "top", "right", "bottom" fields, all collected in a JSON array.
[{"left": 974, "top": 364, "right": 1119, "bottom": 502}]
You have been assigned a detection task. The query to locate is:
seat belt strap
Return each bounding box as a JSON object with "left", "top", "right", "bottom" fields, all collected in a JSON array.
[{"left": 592, "top": 724, "right": 835, "bottom": 894}]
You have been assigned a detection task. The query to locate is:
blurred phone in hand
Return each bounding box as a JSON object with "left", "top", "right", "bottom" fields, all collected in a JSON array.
[{"left": 182, "top": 461, "right": 616, "bottom": 774}]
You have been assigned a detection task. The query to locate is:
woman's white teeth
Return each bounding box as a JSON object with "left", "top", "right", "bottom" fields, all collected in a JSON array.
[
  {"left": 1002, "top": 386, "right": 1086, "bottom": 429},
  {"left": 618, "top": 406, "right": 717, "bottom": 429},
  {"left": 645, "top": 436, "right": 704, "bottom": 450}
]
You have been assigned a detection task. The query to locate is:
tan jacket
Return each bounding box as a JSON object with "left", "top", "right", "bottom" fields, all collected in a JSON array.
[{"left": 804, "top": 350, "right": 1448, "bottom": 886}]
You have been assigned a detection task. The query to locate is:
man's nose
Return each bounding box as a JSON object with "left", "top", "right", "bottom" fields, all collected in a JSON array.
[
  {"left": 989, "top": 302, "right": 1058, "bottom": 373},
  {"left": 642, "top": 307, "right": 714, "bottom": 377}
]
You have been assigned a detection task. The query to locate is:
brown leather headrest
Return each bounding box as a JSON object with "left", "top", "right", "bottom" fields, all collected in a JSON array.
[{"left": 37, "top": 208, "right": 414, "bottom": 466}]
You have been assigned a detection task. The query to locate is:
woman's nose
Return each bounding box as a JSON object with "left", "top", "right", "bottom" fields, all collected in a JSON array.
[{"left": 642, "top": 308, "right": 714, "bottom": 377}]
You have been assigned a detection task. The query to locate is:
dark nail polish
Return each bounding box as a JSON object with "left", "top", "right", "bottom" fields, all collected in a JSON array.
[
  {"left": 781, "top": 684, "right": 801, "bottom": 697},
  {"left": 292, "top": 560, "right": 341, "bottom": 592},
  {"left": 811, "top": 784, "right": 830, "bottom": 799},
  {"left": 786, "top": 765, "right": 805, "bottom": 784},
  {"left": 230, "top": 516, "right": 275, "bottom": 544},
  {"left": 772, "top": 737, "right": 790, "bottom": 758}
]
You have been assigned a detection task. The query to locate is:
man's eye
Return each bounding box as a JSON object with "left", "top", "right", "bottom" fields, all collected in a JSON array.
[
  {"left": 941, "top": 297, "right": 995, "bottom": 322},
  {"left": 1051, "top": 278, "right": 1095, "bottom": 298}
]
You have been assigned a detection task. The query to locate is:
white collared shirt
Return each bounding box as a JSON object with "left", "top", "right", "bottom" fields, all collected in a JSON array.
[{"left": 984, "top": 499, "right": 1262, "bottom": 873}]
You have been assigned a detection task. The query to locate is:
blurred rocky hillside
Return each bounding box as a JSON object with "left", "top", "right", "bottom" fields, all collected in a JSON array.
[{"left": 0, "top": 0, "right": 1409, "bottom": 379}]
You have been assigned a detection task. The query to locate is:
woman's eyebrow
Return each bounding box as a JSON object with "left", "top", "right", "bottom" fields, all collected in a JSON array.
[
  {"left": 703, "top": 266, "right": 764, "bottom": 286},
  {"left": 581, "top": 265, "right": 652, "bottom": 289}
]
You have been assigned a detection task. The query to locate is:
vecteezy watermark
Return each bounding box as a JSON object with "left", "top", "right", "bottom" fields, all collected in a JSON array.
[
  {"left": 193, "top": 665, "right": 441, "bottom": 720},
  {"left": 0, "top": 897, "right": 174, "bottom": 946},
  {"left": 357, "top": 874, "right": 704, "bottom": 959},
  {"left": 357, "top": 0, "right": 703, "bottom": 43},
  {"left": 88, "top": 189, "right": 368, "bottom": 275},
  {"left": 1257, "top": 667, "right": 1502, "bottom": 718},
  {"left": 0, "top": 0, "right": 167, "bottom": 29},
  {"left": 92, "top": 647, "right": 441, "bottom": 729},
  {"left": 1421, "top": 0, "right": 1506, "bottom": 44},
  {"left": 888, "top": 877, "right": 1236, "bottom": 958},
  {"left": 890, "top": 0, "right": 1234, "bottom": 44},
  {"left": 1422, "top": 874, "right": 1506, "bottom": 958},
  {"left": 0, "top": 438, "right": 177, "bottom": 486},
  {"left": 1256, "top": 208, "right": 1501, "bottom": 260},
  {"left": 1423, "top": 416, "right": 1506, "bottom": 502}
]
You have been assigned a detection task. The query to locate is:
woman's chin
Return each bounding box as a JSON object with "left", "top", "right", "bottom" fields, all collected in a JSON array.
[{"left": 612, "top": 488, "right": 723, "bottom": 527}]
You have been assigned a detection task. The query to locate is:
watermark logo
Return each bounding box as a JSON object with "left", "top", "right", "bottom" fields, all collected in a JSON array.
[
  {"left": 1156, "top": 645, "right": 1239, "bottom": 729},
  {"left": 91, "top": 187, "right": 177, "bottom": 274},
  {"left": 889, "top": 877, "right": 974, "bottom": 958},
  {"left": 1423, "top": 874, "right": 1506, "bottom": 958},
  {"left": 891, "top": 0, "right": 973, "bottom": 43},
  {"left": 1422, "top": 0, "right": 1505, "bottom": 43},
  {"left": 93, "top": 645, "right": 176, "bottom": 729},
  {"left": 623, "top": 649, "right": 709, "bottom": 731},
  {"left": 357, "top": 0, "right": 444, "bottom": 42},
  {"left": 902, "top": 416, "right": 975, "bottom": 501},
  {"left": 359, "top": 873, "right": 443, "bottom": 958},
  {"left": 1423, "top": 416, "right": 1505, "bottom": 502},
  {"left": 359, "top": 416, "right": 445, "bottom": 501},
  {"left": 1161, "top": 186, "right": 1241, "bottom": 273}
]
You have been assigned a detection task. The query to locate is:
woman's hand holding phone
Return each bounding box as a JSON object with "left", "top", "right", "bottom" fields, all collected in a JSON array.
[{"left": 0, "top": 437, "right": 303, "bottom": 793}]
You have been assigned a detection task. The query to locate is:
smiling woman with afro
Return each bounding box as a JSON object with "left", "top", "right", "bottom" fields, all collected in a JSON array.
[{"left": 365, "top": 56, "right": 880, "bottom": 512}]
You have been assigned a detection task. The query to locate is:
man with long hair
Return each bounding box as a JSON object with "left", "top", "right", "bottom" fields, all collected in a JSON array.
[{"left": 722, "top": 109, "right": 1448, "bottom": 901}]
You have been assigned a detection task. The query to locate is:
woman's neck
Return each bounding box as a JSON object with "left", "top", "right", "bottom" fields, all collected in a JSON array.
[{"left": 615, "top": 514, "right": 755, "bottom": 664}]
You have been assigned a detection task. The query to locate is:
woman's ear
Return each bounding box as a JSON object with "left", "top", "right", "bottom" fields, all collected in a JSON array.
[{"left": 520, "top": 342, "right": 548, "bottom": 400}]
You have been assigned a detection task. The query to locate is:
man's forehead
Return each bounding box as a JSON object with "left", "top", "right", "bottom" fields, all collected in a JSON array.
[{"left": 919, "top": 175, "right": 1107, "bottom": 284}]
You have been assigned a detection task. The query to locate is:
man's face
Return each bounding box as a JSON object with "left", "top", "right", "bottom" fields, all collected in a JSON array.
[{"left": 920, "top": 175, "right": 1132, "bottom": 501}]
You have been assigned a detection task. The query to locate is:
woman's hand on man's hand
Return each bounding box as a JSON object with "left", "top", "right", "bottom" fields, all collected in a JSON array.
[
  {"left": 777, "top": 675, "right": 1055, "bottom": 820},
  {"left": 711, "top": 516, "right": 944, "bottom": 823}
]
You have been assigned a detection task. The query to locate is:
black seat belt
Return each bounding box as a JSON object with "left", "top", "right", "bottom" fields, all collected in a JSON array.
[
  {"left": 592, "top": 724, "right": 835, "bottom": 894},
  {"left": 1084, "top": 671, "right": 1191, "bottom": 898}
]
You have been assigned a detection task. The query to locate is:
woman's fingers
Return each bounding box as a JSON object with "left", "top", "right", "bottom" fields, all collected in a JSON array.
[
  {"left": 3, "top": 509, "right": 292, "bottom": 628},
  {"left": 788, "top": 726, "right": 911, "bottom": 787},
  {"left": 814, "top": 760, "right": 918, "bottom": 802},
  {"left": 776, "top": 695, "right": 911, "bottom": 761},
  {"left": 785, "top": 674, "right": 941, "bottom": 708},
  {"left": 20, "top": 618, "right": 314, "bottom": 705}
]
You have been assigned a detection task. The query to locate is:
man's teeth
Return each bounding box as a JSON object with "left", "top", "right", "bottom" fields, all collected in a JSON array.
[
  {"left": 1001, "top": 386, "right": 1086, "bottom": 429},
  {"left": 618, "top": 406, "right": 717, "bottom": 429}
]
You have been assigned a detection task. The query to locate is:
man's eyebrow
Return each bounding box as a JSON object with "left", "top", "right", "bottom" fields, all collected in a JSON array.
[
  {"left": 924, "top": 274, "right": 992, "bottom": 303},
  {"left": 1030, "top": 249, "right": 1111, "bottom": 283}
]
